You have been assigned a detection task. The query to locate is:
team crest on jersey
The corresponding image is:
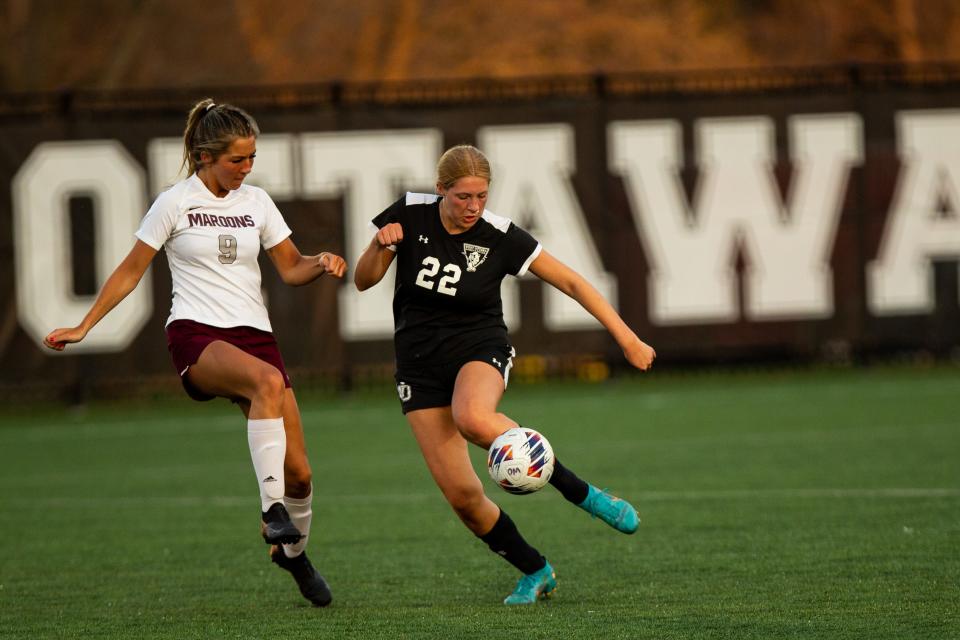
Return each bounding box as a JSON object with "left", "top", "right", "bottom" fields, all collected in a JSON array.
[{"left": 462, "top": 243, "right": 490, "bottom": 272}]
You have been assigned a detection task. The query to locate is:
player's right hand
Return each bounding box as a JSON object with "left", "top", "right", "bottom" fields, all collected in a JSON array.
[
  {"left": 376, "top": 222, "right": 403, "bottom": 248},
  {"left": 623, "top": 336, "right": 656, "bottom": 371},
  {"left": 43, "top": 327, "right": 86, "bottom": 351}
]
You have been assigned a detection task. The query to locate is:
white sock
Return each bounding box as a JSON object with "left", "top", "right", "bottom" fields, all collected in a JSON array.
[
  {"left": 283, "top": 491, "right": 313, "bottom": 558},
  {"left": 247, "top": 418, "right": 286, "bottom": 512}
]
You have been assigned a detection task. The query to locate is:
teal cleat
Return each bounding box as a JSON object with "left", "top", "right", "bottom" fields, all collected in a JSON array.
[
  {"left": 578, "top": 485, "right": 640, "bottom": 534},
  {"left": 503, "top": 562, "right": 557, "bottom": 605}
]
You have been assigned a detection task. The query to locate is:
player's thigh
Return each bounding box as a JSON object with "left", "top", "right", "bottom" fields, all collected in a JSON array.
[
  {"left": 451, "top": 361, "right": 507, "bottom": 442},
  {"left": 407, "top": 407, "right": 484, "bottom": 499},
  {"left": 452, "top": 361, "right": 505, "bottom": 415},
  {"left": 187, "top": 340, "right": 284, "bottom": 400}
]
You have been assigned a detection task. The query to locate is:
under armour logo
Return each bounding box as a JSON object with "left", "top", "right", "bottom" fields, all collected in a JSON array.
[
  {"left": 419, "top": 235, "right": 429, "bottom": 243},
  {"left": 492, "top": 358, "right": 502, "bottom": 368}
]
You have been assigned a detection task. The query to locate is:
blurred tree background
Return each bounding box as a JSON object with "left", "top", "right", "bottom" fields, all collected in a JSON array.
[{"left": 2, "top": 0, "right": 958, "bottom": 92}]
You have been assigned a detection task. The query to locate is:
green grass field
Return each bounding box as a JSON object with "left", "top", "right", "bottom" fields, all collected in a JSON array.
[{"left": 1, "top": 366, "right": 958, "bottom": 639}]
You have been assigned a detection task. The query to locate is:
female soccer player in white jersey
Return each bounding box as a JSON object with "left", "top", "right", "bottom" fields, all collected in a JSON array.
[
  {"left": 353, "top": 144, "right": 656, "bottom": 605},
  {"left": 43, "top": 99, "right": 344, "bottom": 607}
]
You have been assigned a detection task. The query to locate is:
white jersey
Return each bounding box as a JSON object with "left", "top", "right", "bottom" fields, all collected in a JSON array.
[{"left": 135, "top": 174, "right": 292, "bottom": 331}]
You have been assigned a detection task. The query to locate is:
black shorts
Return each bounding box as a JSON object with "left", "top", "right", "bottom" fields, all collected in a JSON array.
[
  {"left": 165, "top": 319, "right": 291, "bottom": 402},
  {"left": 394, "top": 344, "right": 516, "bottom": 414}
]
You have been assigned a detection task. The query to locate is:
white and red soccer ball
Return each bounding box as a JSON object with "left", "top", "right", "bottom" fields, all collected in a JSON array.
[{"left": 487, "top": 427, "right": 555, "bottom": 494}]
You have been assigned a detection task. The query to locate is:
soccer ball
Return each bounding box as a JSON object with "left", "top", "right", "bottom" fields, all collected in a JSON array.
[{"left": 487, "top": 427, "right": 555, "bottom": 494}]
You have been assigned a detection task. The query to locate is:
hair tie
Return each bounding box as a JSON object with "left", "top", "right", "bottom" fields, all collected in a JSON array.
[{"left": 204, "top": 102, "right": 216, "bottom": 112}]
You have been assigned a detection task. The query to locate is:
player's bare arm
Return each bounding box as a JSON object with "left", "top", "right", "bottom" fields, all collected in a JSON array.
[
  {"left": 266, "top": 238, "right": 347, "bottom": 286},
  {"left": 529, "top": 250, "right": 655, "bottom": 371},
  {"left": 354, "top": 222, "right": 402, "bottom": 291},
  {"left": 44, "top": 240, "right": 157, "bottom": 351}
]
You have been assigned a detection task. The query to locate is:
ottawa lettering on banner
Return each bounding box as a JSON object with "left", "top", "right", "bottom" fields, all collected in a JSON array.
[{"left": 10, "top": 110, "right": 960, "bottom": 354}]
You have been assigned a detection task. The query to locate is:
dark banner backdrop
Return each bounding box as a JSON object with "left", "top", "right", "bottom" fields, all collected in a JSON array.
[{"left": 1, "top": 64, "right": 958, "bottom": 399}]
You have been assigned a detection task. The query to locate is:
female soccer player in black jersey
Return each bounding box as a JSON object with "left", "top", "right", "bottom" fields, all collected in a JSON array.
[{"left": 354, "top": 144, "right": 655, "bottom": 605}]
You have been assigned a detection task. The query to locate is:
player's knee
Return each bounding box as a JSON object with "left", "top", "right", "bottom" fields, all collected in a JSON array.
[
  {"left": 252, "top": 365, "right": 286, "bottom": 404},
  {"left": 452, "top": 407, "right": 497, "bottom": 447}
]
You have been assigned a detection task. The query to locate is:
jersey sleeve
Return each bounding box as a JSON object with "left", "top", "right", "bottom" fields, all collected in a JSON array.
[
  {"left": 503, "top": 224, "right": 542, "bottom": 276},
  {"left": 135, "top": 189, "right": 179, "bottom": 250},
  {"left": 258, "top": 190, "right": 293, "bottom": 249}
]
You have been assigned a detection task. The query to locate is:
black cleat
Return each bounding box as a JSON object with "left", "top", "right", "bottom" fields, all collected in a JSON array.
[
  {"left": 270, "top": 545, "right": 333, "bottom": 607},
  {"left": 261, "top": 503, "right": 303, "bottom": 545}
]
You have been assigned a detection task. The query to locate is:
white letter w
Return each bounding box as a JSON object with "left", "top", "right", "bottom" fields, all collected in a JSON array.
[{"left": 609, "top": 115, "right": 862, "bottom": 325}]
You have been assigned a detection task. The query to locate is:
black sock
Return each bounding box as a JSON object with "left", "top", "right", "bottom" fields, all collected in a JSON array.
[
  {"left": 548, "top": 459, "right": 590, "bottom": 504},
  {"left": 479, "top": 510, "right": 546, "bottom": 575}
]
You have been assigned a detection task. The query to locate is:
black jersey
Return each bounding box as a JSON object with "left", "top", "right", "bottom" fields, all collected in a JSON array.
[{"left": 371, "top": 193, "right": 541, "bottom": 365}]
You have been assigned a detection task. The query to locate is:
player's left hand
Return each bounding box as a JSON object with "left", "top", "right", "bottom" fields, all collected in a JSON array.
[{"left": 318, "top": 252, "right": 347, "bottom": 278}]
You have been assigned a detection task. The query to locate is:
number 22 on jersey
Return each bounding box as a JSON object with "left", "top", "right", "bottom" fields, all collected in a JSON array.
[{"left": 415, "top": 256, "right": 461, "bottom": 296}]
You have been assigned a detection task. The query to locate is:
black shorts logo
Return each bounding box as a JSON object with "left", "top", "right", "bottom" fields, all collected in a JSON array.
[{"left": 397, "top": 382, "right": 412, "bottom": 402}]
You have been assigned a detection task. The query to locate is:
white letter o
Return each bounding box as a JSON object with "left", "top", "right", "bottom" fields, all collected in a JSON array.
[{"left": 13, "top": 141, "right": 152, "bottom": 353}]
